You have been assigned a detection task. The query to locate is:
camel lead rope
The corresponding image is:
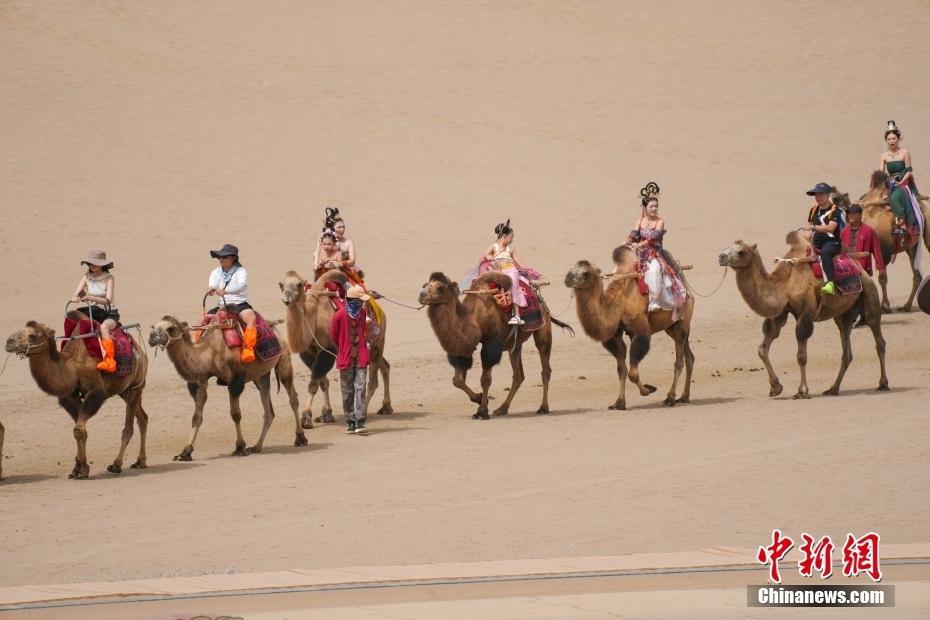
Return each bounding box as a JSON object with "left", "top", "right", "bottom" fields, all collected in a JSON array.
[{"left": 681, "top": 267, "right": 728, "bottom": 298}]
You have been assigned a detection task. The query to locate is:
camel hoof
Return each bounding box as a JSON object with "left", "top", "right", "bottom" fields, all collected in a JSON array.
[
  {"left": 675, "top": 396, "right": 690, "bottom": 404},
  {"left": 536, "top": 407, "right": 550, "bottom": 415},
  {"left": 377, "top": 405, "right": 394, "bottom": 415},
  {"left": 247, "top": 445, "right": 262, "bottom": 454},
  {"left": 644, "top": 384, "right": 658, "bottom": 394},
  {"left": 492, "top": 408, "right": 508, "bottom": 416},
  {"left": 294, "top": 434, "right": 309, "bottom": 447},
  {"left": 608, "top": 401, "right": 626, "bottom": 411},
  {"left": 792, "top": 392, "right": 811, "bottom": 400},
  {"left": 174, "top": 447, "right": 194, "bottom": 462},
  {"left": 300, "top": 412, "right": 314, "bottom": 429},
  {"left": 106, "top": 463, "right": 122, "bottom": 475},
  {"left": 663, "top": 396, "right": 676, "bottom": 407},
  {"left": 822, "top": 388, "right": 840, "bottom": 396},
  {"left": 769, "top": 384, "right": 784, "bottom": 398},
  {"left": 876, "top": 384, "right": 890, "bottom": 392},
  {"left": 897, "top": 305, "right": 913, "bottom": 313},
  {"left": 881, "top": 306, "right": 892, "bottom": 314},
  {"left": 130, "top": 460, "right": 147, "bottom": 469},
  {"left": 68, "top": 465, "right": 89, "bottom": 480},
  {"left": 471, "top": 412, "right": 490, "bottom": 420},
  {"left": 233, "top": 446, "right": 250, "bottom": 457}
]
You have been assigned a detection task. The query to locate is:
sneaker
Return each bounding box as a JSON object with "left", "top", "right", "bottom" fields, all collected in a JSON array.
[
  {"left": 345, "top": 421, "right": 356, "bottom": 434},
  {"left": 507, "top": 315, "right": 525, "bottom": 325},
  {"left": 354, "top": 420, "right": 368, "bottom": 434},
  {"left": 821, "top": 281, "right": 837, "bottom": 295},
  {"left": 648, "top": 301, "right": 661, "bottom": 312}
]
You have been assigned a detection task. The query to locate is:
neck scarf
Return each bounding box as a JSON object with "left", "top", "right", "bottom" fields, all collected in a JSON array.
[{"left": 347, "top": 298, "right": 364, "bottom": 319}]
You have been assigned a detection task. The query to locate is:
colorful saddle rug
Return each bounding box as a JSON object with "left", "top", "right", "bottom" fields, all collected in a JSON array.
[
  {"left": 197, "top": 311, "right": 282, "bottom": 362},
  {"left": 62, "top": 317, "right": 134, "bottom": 376},
  {"left": 487, "top": 280, "right": 545, "bottom": 332},
  {"left": 807, "top": 248, "right": 863, "bottom": 295}
]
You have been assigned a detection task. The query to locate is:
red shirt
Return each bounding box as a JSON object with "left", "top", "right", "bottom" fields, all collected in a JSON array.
[
  {"left": 328, "top": 307, "right": 370, "bottom": 370},
  {"left": 840, "top": 223, "right": 885, "bottom": 275}
]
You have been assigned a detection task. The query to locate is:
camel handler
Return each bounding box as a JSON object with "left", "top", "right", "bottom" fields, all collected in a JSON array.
[
  {"left": 329, "top": 285, "right": 371, "bottom": 435},
  {"left": 841, "top": 204, "right": 885, "bottom": 327},
  {"left": 803, "top": 182, "right": 845, "bottom": 296},
  {"left": 206, "top": 243, "right": 258, "bottom": 363}
]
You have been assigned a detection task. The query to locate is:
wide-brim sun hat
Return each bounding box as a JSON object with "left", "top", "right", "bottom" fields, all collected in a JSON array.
[
  {"left": 209, "top": 243, "right": 239, "bottom": 258},
  {"left": 80, "top": 249, "right": 114, "bottom": 269},
  {"left": 346, "top": 285, "right": 371, "bottom": 301}
]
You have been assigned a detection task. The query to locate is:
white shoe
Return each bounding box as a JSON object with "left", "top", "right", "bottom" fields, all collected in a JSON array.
[
  {"left": 508, "top": 315, "right": 525, "bottom": 325},
  {"left": 648, "top": 301, "right": 661, "bottom": 313}
]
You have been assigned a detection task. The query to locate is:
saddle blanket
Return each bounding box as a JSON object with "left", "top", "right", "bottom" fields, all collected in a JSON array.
[
  {"left": 197, "top": 311, "right": 282, "bottom": 362},
  {"left": 62, "top": 317, "right": 134, "bottom": 376},
  {"left": 488, "top": 280, "right": 544, "bottom": 332},
  {"left": 807, "top": 248, "right": 863, "bottom": 295}
]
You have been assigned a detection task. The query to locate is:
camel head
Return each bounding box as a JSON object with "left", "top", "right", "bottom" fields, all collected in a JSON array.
[
  {"left": 718, "top": 241, "right": 757, "bottom": 269},
  {"left": 870, "top": 169, "right": 889, "bottom": 192},
  {"left": 419, "top": 272, "right": 459, "bottom": 305},
  {"left": 148, "top": 316, "right": 188, "bottom": 348},
  {"left": 831, "top": 190, "right": 851, "bottom": 211},
  {"left": 5, "top": 321, "right": 56, "bottom": 358},
  {"left": 563, "top": 260, "right": 601, "bottom": 290},
  {"left": 279, "top": 270, "right": 307, "bottom": 306}
]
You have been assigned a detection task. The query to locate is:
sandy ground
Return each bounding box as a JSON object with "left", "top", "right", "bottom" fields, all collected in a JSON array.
[{"left": 1, "top": 0, "right": 929, "bottom": 615}]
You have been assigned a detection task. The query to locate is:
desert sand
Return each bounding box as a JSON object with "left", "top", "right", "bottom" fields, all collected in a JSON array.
[{"left": 1, "top": 1, "right": 929, "bottom": 616}]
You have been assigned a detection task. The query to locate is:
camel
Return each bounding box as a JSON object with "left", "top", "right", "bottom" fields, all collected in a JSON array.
[
  {"left": 0, "top": 419, "right": 4, "bottom": 480},
  {"left": 418, "top": 271, "right": 573, "bottom": 419},
  {"left": 718, "top": 233, "right": 889, "bottom": 398},
  {"left": 837, "top": 172, "right": 930, "bottom": 312},
  {"left": 563, "top": 250, "right": 695, "bottom": 410},
  {"left": 279, "top": 269, "right": 392, "bottom": 424},
  {"left": 148, "top": 316, "right": 304, "bottom": 460},
  {"left": 4, "top": 320, "right": 149, "bottom": 479}
]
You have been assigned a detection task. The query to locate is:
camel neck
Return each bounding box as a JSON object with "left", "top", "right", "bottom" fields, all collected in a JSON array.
[
  {"left": 735, "top": 252, "right": 788, "bottom": 318},
  {"left": 28, "top": 345, "right": 77, "bottom": 395}
]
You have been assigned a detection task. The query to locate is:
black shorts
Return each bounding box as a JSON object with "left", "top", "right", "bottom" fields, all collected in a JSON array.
[
  {"left": 209, "top": 302, "right": 253, "bottom": 315},
  {"left": 87, "top": 305, "right": 121, "bottom": 324}
]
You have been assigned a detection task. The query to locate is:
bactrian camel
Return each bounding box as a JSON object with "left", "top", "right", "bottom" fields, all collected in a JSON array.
[
  {"left": 718, "top": 233, "right": 888, "bottom": 398},
  {"left": 563, "top": 251, "right": 695, "bottom": 410},
  {"left": 279, "top": 269, "right": 392, "bottom": 424},
  {"left": 5, "top": 319, "right": 149, "bottom": 479},
  {"left": 0, "top": 419, "right": 4, "bottom": 480},
  {"left": 838, "top": 172, "right": 930, "bottom": 312},
  {"left": 419, "top": 271, "right": 573, "bottom": 419},
  {"left": 148, "top": 316, "right": 304, "bottom": 460}
]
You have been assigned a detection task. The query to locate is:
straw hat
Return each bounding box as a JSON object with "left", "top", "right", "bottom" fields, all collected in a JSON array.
[
  {"left": 346, "top": 285, "right": 370, "bottom": 301},
  {"left": 81, "top": 249, "right": 113, "bottom": 269}
]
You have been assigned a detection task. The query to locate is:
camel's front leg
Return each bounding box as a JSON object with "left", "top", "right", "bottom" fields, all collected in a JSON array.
[
  {"left": 374, "top": 357, "right": 394, "bottom": 415},
  {"left": 309, "top": 374, "right": 336, "bottom": 424},
  {"left": 878, "top": 270, "right": 892, "bottom": 313},
  {"left": 249, "top": 374, "right": 276, "bottom": 453},
  {"left": 450, "top": 357, "right": 482, "bottom": 405},
  {"left": 627, "top": 335, "right": 658, "bottom": 398},
  {"left": 281, "top": 369, "right": 307, "bottom": 445},
  {"left": 602, "top": 335, "right": 628, "bottom": 410},
  {"left": 824, "top": 312, "right": 855, "bottom": 395},
  {"left": 175, "top": 381, "right": 208, "bottom": 461},
  {"left": 899, "top": 246, "right": 921, "bottom": 311},
  {"left": 759, "top": 312, "right": 789, "bottom": 397},
  {"left": 793, "top": 316, "right": 814, "bottom": 399},
  {"left": 493, "top": 343, "right": 525, "bottom": 416},
  {"left": 70, "top": 389, "right": 105, "bottom": 479}
]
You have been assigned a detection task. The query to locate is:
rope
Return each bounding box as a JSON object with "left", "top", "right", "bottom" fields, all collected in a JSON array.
[
  {"left": 376, "top": 295, "right": 424, "bottom": 311},
  {"left": 302, "top": 311, "right": 338, "bottom": 358},
  {"left": 680, "top": 267, "right": 728, "bottom": 298},
  {"left": 549, "top": 290, "right": 575, "bottom": 318},
  {"left": 0, "top": 352, "right": 12, "bottom": 376}
]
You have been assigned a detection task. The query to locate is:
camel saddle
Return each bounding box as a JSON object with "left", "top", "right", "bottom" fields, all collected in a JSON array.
[
  {"left": 197, "top": 310, "right": 282, "bottom": 362},
  {"left": 487, "top": 280, "right": 544, "bottom": 332},
  {"left": 62, "top": 317, "right": 134, "bottom": 376},
  {"left": 806, "top": 247, "right": 863, "bottom": 295}
]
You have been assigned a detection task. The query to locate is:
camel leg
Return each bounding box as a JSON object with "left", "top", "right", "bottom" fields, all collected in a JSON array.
[
  {"left": 365, "top": 355, "right": 381, "bottom": 411},
  {"left": 0, "top": 419, "right": 4, "bottom": 480},
  {"left": 375, "top": 357, "right": 393, "bottom": 415},
  {"left": 248, "top": 374, "right": 275, "bottom": 453},
  {"left": 175, "top": 382, "right": 208, "bottom": 461},
  {"left": 863, "top": 287, "right": 891, "bottom": 391},
  {"left": 493, "top": 343, "right": 525, "bottom": 416},
  {"left": 282, "top": 371, "right": 307, "bottom": 446},
  {"left": 627, "top": 334, "right": 658, "bottom": 398},
  {"left": 451, "top": 363, "right": 482, "bottom": 405},
  {"left": 534, "top": 327, "right": 553, "bottom": 415},
  {"left": 602, "top": 335, "right": 629, "bottom": 410},
  {"left": 759, "top": 312, "right": 789, "bottom": 397},
  {"left": 662, "top": 324, "right": 688, "bottom": 407},
  {"left": 678, "top": 337, "right": 695, "bottom": 403},
  {"left": 899, "top": 245, "right": 921, "bottom": 311},
  {"left": 107, "top": 392, "right": 137, "bottom": 474},
  {"left": 878, "top": 270, "right": 892, "bottom": 313},
  {"left": 793, "top": 316, "right": 813, "bottom": 399},
  {"left": 473, "top": 364, "right": 493, "bottom": 420},
  {"left": 824, "top": 311, "right": 856, "bottom": 396},
  {"left": 131, "top": 398, "right": 149, "bottom": 470},
  {"left": 70, "top": 389, "right": 105, "bottom": 479},
  {"left": 309, "top": 374, "right": 336, "bottom": 424}
]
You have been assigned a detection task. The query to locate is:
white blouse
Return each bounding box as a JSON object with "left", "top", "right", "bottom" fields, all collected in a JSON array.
[
  {"left": 208, "top": 265, "right": 249, "bottom": 305},
  {"left": 86, "top": 273, "right": 117, "bottom": 309}
]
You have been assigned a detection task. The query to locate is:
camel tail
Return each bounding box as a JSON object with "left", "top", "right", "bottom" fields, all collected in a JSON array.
[{"left": 550, "top": 316, "right": 575, "bottom": 337}]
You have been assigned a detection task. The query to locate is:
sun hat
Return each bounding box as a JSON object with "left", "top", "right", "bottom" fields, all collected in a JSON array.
[
  {"left": 209, "top": 243, "right": 239, "bottom": 258},
  {"left": 81, "top": 249, "right": 114, "bottom": 269},
  {"left": 805, "top": 182, "right": 833, "bottom": 196},
  {"left": 346, "top": 285, "right": 370, "bottom": 301}
]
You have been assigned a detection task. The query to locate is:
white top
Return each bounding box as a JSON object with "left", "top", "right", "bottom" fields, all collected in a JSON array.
[
  {"left": 209, "top": 265, "right": 249, "bottom": 305},
  {"left": 491, "top": 242, "right": 515, "bottom": 264},
  {"left": 86, "top": 273, "right": 117, "bottom": 309}
]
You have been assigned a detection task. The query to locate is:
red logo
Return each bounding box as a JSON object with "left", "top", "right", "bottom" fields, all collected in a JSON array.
[
  {"left": 756, "top": 529, "right": 794, "bottom": 583},
  {"left": 798, "top": 533, "right": 834, "bottom": 579},
  {"left": 842, "top": 532, "right": 882, "bottom": 582}
]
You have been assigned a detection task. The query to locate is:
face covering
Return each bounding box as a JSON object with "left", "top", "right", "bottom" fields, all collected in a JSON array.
[{"left": 347, "top": 298, "right": 364, "bottom": 319}]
